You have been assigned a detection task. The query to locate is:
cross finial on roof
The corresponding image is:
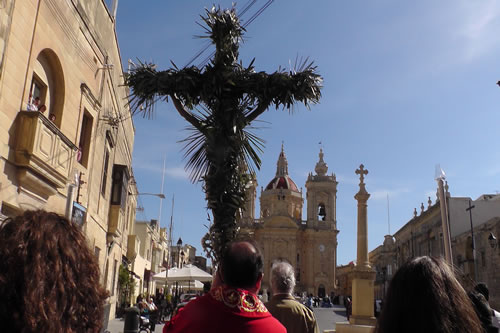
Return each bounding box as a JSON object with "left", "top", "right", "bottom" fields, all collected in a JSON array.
[{"left": 355, "top": 164, "right": 368, "bottom": 184}]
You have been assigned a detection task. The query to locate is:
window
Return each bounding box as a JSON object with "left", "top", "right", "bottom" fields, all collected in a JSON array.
[
  {"left": 101, "top": 148, "right": 110, "bottom": 196},
  {"left": 29, "top": 49, "right": 65, "bottom": 126},
  {"left": 103, "top": 259, "right": 109, "bottom": 288},
  {"left": 78, "top": 111, "right": 93, "bottom": 167},
  {"left": 28, "top": 74, "right": 47, "bottom": 107},
  {"left": 111, "top": 165, "right": 129, "bottom": 208},
  {"left": 111, "top": 259, "right": 118, "bottom": 296},
  {"left": 94, "top": 246, "right": 101, "bottom": 260}
]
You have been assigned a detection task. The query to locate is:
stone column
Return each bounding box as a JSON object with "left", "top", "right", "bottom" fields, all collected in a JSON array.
[
  {"left": 351, "top": 164, "right": 376, "bottom": 326},
  {"left": 335, "top": 165, "right": 376, "bottom": 333}
]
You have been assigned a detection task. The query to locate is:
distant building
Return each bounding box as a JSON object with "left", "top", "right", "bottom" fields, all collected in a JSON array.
[
  {"left": 240, "top": 146, "right": 339, "bottom": 297},
  {"left": 132, "top": 219, "right": 169, "bottom": 296},
  {"left": 194, "top": 255, "right": 208, "bottom": 271},
  {"left": 170, "top": 241, "right": 205, "bottom": 269},
  {"left": 336, "top": 264, "right": 353, "bottom": 301},
  {"left": 369, "top": 188, "right": 500, "bottom": 309}
]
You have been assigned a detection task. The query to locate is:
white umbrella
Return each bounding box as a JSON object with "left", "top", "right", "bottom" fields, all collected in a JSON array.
[
  {"left": 177, "top": 280, "right": 204, "bottom": 291},
  {"left": 153, "top": 264, "right": 212, "bottom": 283}
]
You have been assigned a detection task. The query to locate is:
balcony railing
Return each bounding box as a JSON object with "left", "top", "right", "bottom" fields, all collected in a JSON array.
[{"left": 13, "top": 111, "right": 77, "bottom": 198}]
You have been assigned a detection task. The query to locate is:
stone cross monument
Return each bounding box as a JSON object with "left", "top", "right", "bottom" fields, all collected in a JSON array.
[{"left": 335, "top": 164, "right": 376, "bottom": 333}]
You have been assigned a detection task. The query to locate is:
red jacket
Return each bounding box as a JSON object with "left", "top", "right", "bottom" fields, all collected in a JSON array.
[{"left": 164, "top": 286, "right": 286, "bottom": 333}]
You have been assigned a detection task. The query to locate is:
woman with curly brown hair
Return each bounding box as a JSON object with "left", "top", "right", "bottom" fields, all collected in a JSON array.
[
  {"left": 0, "top": 210, "right": 108, "bottom": 332},
  {"left": 375, "top": 256, "right": 482, "bottom": 333}
]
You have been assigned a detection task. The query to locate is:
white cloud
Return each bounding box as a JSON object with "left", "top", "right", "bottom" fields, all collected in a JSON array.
[
  {"left": 165, "top": 166, "right": 189, "bottom": 180},
  {"left": 455, "top": 0, "right": 500, "bottom": 62},
  {"left": 133, "top": 163, "right": 189, "bottom": 180}
]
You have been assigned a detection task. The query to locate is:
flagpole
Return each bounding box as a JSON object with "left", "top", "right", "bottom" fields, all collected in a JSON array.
[
  {"left": 166, "top": 195, "right": 174, "bottom": 295},
  {"left": 158, "top": 155, "right": 166, "bottom": 225}
]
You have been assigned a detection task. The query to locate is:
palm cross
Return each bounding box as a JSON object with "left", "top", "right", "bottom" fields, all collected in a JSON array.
[{"left": 126, "top": 6, "right": 322, "bottom": 261}]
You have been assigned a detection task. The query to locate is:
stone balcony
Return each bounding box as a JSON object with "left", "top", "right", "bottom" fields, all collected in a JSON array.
[
  {"left": 127, "top": 234, "right": 140, "bottom": 261},
  {"left": 13, "top": 111, "right": 77, "bottom": 199}
]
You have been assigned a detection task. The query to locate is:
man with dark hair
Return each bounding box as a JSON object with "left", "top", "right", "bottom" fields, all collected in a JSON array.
[
  {"left": 266, "top": 260, "right": 319, "bottom": 333},
  {"left": 220, "top": 240, "right": 263, "bottom": 289},
  {"left": 163, "top": 241, "right": 285, "bottom": 333}
]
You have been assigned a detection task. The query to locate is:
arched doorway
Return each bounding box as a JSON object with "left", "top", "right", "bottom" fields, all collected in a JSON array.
[{"left": 318, "top": 284, "right": 325, "bottom": 298}]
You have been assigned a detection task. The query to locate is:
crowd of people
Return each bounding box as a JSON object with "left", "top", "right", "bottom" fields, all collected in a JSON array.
[{"left": 1, "top": 209, "right": 499, "bottom": 333}]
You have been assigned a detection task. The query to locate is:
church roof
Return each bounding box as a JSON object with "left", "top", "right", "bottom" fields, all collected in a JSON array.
[
  {"left": 264, "top": 144, "right": 299, "bottom": 192},
  {"left": 265, "top": 175, "right": 299, "bottom": 191}
]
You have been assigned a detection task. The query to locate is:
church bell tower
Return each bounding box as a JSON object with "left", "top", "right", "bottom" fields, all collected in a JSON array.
[{"left": 305, "top": 149, "right": 338, "bottom": 229}]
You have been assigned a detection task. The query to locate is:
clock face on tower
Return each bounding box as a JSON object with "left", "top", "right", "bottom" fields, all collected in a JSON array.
[{"left": 319, "top": 244, "right": 325, "bottom": 252}]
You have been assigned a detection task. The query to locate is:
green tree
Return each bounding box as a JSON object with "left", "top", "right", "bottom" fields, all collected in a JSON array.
[
  {"left": 118, "top": 264, "right": 136, "bottom": 307},
  {"left": 126, "top": 6, "right": 322, "bottom": 263}
]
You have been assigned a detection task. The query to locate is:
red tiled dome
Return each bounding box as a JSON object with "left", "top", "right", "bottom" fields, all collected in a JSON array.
[{"left": 265, "top": 176, "right": 299, "bottom": 192}]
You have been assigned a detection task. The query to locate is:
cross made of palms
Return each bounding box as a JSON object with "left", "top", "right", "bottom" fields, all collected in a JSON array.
[{"left": 126, "top": 6, "right": 322, "bottom": 263}]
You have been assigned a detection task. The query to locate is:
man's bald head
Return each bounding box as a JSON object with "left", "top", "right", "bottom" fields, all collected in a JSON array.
[{"left": 221, "top": 240, "right": 263, "bottom": 290}]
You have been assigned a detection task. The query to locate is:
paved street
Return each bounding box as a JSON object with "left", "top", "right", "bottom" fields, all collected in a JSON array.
[
  {"left": 313, "top": 305, "right": 348, "bottom": 332},
  {"left": 105, "top": 317, "right": 164, "bottom": 333},
  {"left": 105, "top": 305, "right": 348, "bottom": 333}
]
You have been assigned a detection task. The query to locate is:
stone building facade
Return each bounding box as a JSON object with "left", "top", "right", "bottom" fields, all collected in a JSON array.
[
  {"left": 0, "top": 0, "right": 136, "bottom": 322},
  {"left": 240, "top": 146, "right": 339, "bottom": 297},
  {"left": 369, "top": 189, "right": 500, "bottom": 309},
  {"left": 132, "top": 219, "right": 170, "bottom": 297}
]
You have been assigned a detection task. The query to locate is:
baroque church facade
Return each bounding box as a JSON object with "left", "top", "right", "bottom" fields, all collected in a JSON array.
[{"left": 239, "top": 146, "right": 339, "bottom": 297}]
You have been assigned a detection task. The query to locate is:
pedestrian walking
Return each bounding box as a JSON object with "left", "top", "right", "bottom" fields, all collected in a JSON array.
[{"left": 345, "top": 297, "right": 352, "bottom": 321}]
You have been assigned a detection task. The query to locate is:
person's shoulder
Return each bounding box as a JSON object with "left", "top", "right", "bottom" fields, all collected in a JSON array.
[
  {"left": 292, "top": 300, "right": 317, "bottom": 321},
  {"left": 259, "top": 314, "right": 287, "bottom": 332}
]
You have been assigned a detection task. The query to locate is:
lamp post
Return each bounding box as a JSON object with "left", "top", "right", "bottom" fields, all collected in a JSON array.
[
  {"left": 175, "top": 237, "right": 183, "bottom": 300},
  {"left": 176, "top": 237, "right": 183, "bottom": 267},
  {"left": 180, "top": 250, "right": 185, "bottom": 268},
  {"left": 130, "top": 192, "right": 166, "bottom": 199}
]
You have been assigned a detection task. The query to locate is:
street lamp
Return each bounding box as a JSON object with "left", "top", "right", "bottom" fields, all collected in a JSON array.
[
  {"left": 180, "top": 250, "right": 185, "bottom": 268},
  {"left": 175, "top": 237, "right": 183, "bottom": 301},
  {"left": 488, "top": 232, "right": 498, "bottom": 249}
]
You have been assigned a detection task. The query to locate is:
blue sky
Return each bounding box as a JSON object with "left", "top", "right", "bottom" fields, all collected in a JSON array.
[{"left": 115, "top": 1, "right": 500, "bottom": 265}]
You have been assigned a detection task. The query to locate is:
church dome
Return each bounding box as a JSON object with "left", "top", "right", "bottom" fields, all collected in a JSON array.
[
  {"left": 265, "top": 175, "right": 299, "bottom": 191},
  {"left": 264, "top": 144, "right": 300, "bottom": 193}
]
